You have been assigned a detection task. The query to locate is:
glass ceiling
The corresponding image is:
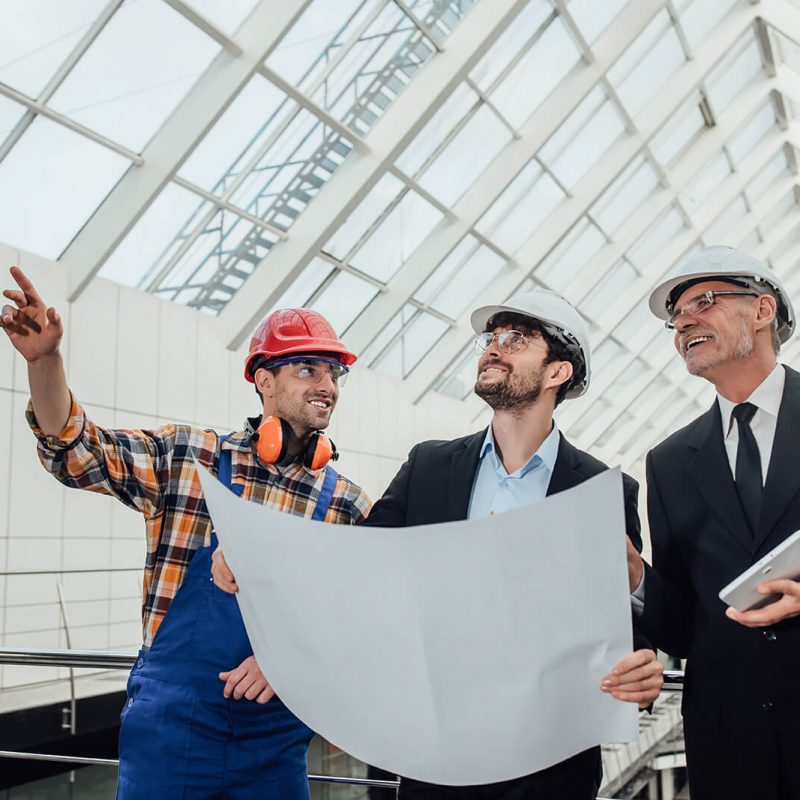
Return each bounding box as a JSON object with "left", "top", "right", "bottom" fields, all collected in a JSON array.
[{"left": 2, "top": 0, "right": 800, "bottom": 477}]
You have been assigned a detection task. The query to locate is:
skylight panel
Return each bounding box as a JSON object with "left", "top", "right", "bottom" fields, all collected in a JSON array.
[
  {"left": 179, "top": 0, "right": 260, "bottom": 35},
  {"left": 0, "top": 0, "right": 106, "bottom": 98},
  {"left": 591, "top": 155, "right": 661, "bottom": 237},
  {"left": 704, "top": 33, "right": 762, "bottom": 115},
  {"left": 488, "top": 17, "right": 582, "bottom": 129},
  {"left": 612, "top": 303, "right": 656, "bottom": 344},
  {"left": 627, "top": 206, "right": 686, "bottom": 272},
  {"left": 607, "top": 10, "right": 687, "bottom": 118},
  {"left": 535, "top": 216, "right": 606, "bottom": 290},
  {"left": 680, "top": 151, "right": 731, "bottom": 214},
  {"left": 323, "top": 172, "right": 405, "bottom": 260},
  {"left": 591, "top": 338, "right": 624, "bottom": 373},
  {"left": 758, "top": 192, "right": 797, "bottom": 238},
  {"left": 726, "top": 103, "right": 776, "bottom": 165},
  {"left": 744, "top": 150, "right": 787, "bottom": 204},
  {"left": 349, "top": 188, "right": 444, "bottom": 283},
  {"left": 774, "top": 28, "right": 800, "bottom": 76},
  {"left": 0, "top": 96, "right": 26, "bottom": 145},
  {"left": 395, "top": 84, "right": 478, "bottom": 177},
  {"left": 310, "top": 269, "right": 380, "bottom": 334},
  {"left": 565, "top": 0, "right": 629, "bottom": 44},
  {"left": 372, "top": 309, "right": 450, "bottom": 379},
  {"left": 266, "top": 257, "right": 335, "bottom": 313},
  {"left": 539, "top": 88, "right": 627, "bottom": 190},
  {"left": 476, "top": 161, "right": 566, "bottom": 254},
  {"left": 469, "top": 2, "right": 553, "bottom": 91},
  {"left": 46, "top": 0, "right": 220, "bottom": 152},
  {"left": 0, "top": 116, "right": 128, "bottom": 260},
  {"left": 414, "top": 236, "right": 478, "bottom": 306},
  {"left": 417, "top": 104, "right": 512, "bottom": 206},
  {"left": 676, "top": 0, "right": 741, "bottom": 52},
  {"left": 649, "top": 94, "right": 706, "bottom": 166},
  {"left": 769, "top": 226, "right": 800, "bottom": 263},
  {"left": 581, "top": 258, "right": 637, "bottom": 318},
  {"left": 596, "top": 409, "right": 637, "bottom": 449},
  {"left": 701, "top": 195, "right": 748, "bottom": 245},
  {"left": 433, "top": 341, "right": 477, "bottom": 401}
]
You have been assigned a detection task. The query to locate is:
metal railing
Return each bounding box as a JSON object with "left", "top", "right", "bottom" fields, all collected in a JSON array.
[{"left": 0, "top": 647, "right": 683, "bottom": 794}]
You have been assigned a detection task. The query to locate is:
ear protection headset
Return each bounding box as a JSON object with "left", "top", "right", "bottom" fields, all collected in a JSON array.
[{"left": 254, "top": 416, "right": 338, "bottom": 471}]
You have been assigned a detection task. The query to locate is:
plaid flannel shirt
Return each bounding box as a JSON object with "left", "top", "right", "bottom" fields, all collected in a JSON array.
[{"left": 28, "top": 397, "right": 371, "bottom": 648}]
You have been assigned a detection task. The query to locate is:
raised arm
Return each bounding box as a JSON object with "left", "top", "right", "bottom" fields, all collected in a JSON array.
[{"left": 1, "top": 266, "right": 70, "bottom": 435}]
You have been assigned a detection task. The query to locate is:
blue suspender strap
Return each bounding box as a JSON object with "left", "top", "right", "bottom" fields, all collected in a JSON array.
[
  {"left": 211, "top": 436, "right": 243, "bottom": 549},
  {"left": 312, "top": 467, "right": 338, "bottom": 522}
]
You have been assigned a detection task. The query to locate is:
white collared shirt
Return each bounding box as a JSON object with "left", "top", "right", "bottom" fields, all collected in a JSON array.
[{"left": 717, "top": 362, "right": 785, "bottom": 484}]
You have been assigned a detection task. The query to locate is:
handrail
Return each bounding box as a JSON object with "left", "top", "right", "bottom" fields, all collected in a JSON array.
[{"left": 0, "top": 648, "right": 687, "bottom": 689}]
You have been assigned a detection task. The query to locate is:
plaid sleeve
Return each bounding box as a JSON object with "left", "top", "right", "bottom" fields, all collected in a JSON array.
[{"left": 27, "top": 396, "right": 179, "bottom": 519}]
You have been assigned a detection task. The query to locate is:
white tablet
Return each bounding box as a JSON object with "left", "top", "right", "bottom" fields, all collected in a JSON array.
[{"left": 719, "top": 529, "right": 800, "bottom": 611}]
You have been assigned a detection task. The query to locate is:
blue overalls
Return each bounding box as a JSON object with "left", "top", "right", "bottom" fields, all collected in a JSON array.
[{"left": 116, "top": 443, "right": 339, "bottom": 799}]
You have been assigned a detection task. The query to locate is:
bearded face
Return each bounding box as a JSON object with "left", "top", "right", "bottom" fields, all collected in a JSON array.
[{"left": 474, "top": 352, "right": 547, "bottom": 411}]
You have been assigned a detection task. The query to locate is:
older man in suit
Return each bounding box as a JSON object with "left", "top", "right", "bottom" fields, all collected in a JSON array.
[{"left": 627, "top": 246, "right": 800, "bottom": 800}]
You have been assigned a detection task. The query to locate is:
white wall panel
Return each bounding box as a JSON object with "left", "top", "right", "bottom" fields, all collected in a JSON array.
[
  {"left": 115, "top": 286, "right": 160, "bottom": 416},
  {"left": 158, "top": 299, "right": 198, "bottom": 422}
]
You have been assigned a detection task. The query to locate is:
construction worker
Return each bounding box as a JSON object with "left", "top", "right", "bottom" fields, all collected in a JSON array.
[{"left": 0, "top": 266, "right": 370, "bottom": 799}]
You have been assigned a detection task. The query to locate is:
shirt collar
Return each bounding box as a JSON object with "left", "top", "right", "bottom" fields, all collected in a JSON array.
[
  {"left": 479, "top": 420, "right": 560, "bottom": 478},
  {"left": 718, "top": 362, "right": 785, "bottom": 436}
]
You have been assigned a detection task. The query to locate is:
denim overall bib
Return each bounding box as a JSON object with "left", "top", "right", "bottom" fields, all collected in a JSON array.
[{"left": 116, "top": 442, "right": 338, "bottom": 799}]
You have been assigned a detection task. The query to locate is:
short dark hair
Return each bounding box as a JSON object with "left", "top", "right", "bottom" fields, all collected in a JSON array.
[{"left": 485, "top": 312, "right": 581, "bottom": 407}]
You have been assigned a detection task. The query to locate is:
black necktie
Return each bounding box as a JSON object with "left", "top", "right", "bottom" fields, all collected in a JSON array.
[{"left": 732, "top": 402, "right": 762, "bottom": 534}]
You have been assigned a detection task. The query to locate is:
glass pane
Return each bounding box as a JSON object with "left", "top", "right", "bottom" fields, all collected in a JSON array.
[
  {"left": 680, "top": 151, "right": 731, "bottom": 214},
  {"left": 477, "top": 163, "right": 566, "bottom": 253},
  {"left": 0, "top": 116, "right": 129, "bottom": 259},
  {"left": 775, "top": 27, "right": 800, "bottom": 77},
  {"left": 704, "top": 33, "right": 762, "bottom": 115},
  {"left": 591, "top": 156, "right": 660, "bottom": 237},
  {"left": 359, "top": 304, "right": 410, "bottom": 366},
  {"left": 418, "top": 104, "right": 513, "bottom": 206},
  {"left": 0, "top": 95, "right": 26, "bottom": 144},
  {"left": 228, "top": 107, "right": 354, "bottom": 231},
  {"left": 0, "top": 0, "right": 106, "bottom": 97},
  {"left": 181, "top": 0, "right": 259, "bottom": 34},
  {"left": 374, "top": 310, "right": 449, "bottom": 378},
  {"left": 612, "top": 303, "right": 653, "bottom": 343},
  {"left": 535, "top": 217, "right": 606, "bottom": 291},
  {"left": 744, "top": 151, "right": 786, "bottom": 204},
  {"left": 539, "top": 88, "right": 627, "bottom": 190},
  {"left": 311, "top": 270, "right": 380, "bottom": 334},
  {"left": 428, "top": 245, "right": 508, "bottom": 319},
  {"left": 627, "top": 206, "right": 686, "bottom": 272},
  {"left": 48, "top": 0, "right": 220, "bottom": 152},
  {"left": 407, "top": 0, "right": 477, "bottom": 42},
  {"left": 489, "top": 17, "right": 582, "bottom": 129},
  {"left": 608, "top": 10, "right": 687, "bottom": 118},
  {"left": 758, "top": 192, "right": 796, "bottom": 238},
  {"left": 350, "top": 189, "right": 444, "bottom": 283},
  {"left": 395, "top": 84, "right": 477, "bottom": 177},
  {"left": 677, "top": 0, "right": 741, "bottom": 52},
  {"left": 702, "top": 195, "right": 748, "bottom": 245},
  {"left": 266, "top": 257, "right": 334, "bottom": 314},
  {"left": 567, "top": 0, "right": 629, "bottom": 44},
  {"left": 414, "top": 236, "right": 477, "bottom": 305},
  {"left": 727, "top": 103, "right": 776, "bottom": 164},
  {"left": 650, "top": 94, "right": 706, "bottom": 166},
  {"left": 581, "top": 258, "right": 637, "bottom": 317},
  {"left": 433, "top": 341, "right": 477, "bottom": 401}
]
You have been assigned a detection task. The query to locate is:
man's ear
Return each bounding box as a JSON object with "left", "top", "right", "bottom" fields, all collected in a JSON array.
[
  {"left": 753, "top": 293, "right": 777, "bottom": 332},
  {"left": 547, "top": 360, "right": 573, "bottom": 391},
  {"left": 254, "top": 367, "right": 275, "bottom": 399}
]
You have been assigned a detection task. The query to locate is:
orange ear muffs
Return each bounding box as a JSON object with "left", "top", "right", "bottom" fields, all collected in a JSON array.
[
  {"left": 255, "top": 416, "right": 338, "bottom": 470},
  {"left": 255, "top": 416, "right": 292, "bottom": 465},
  {"left": 304, "top": 431, "right": 338, "bottom": 471}
]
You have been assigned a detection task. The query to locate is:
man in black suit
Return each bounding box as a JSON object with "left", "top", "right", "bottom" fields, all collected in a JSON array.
[
  {"left": 362, "top": 288, "right": 662, "bottom": 799},
  {"left": 627, "top": 246, "right": 800, "bottom": 800},
  {"left": 213, "top": 288, "right": 663, "bottom": 797}
]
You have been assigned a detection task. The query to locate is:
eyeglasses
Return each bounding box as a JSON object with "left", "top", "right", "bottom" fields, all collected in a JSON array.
[
  {"left": 474, "top": 330, "right": 547, "bottom": 354},
  {"left": 665, "top": 290, "right": 759, "bottom": 330},
  {"left": 267, "top": 357, "right": 349, "bottom": 387}
]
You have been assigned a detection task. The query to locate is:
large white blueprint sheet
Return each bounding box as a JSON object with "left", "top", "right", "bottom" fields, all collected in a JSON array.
[{"left": 196, "top": 465, "right": 638, "bottom": 785}]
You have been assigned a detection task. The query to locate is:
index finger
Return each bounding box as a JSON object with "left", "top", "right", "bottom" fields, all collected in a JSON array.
[
  {"left": 9, "top": 266, "right": 44, "bottom": 305},
  {"left": 612, "top": 649, "right": 653, "bottom": 675},
  {"left": 757, "top": 578, "right": 800, "bottom": 596}
]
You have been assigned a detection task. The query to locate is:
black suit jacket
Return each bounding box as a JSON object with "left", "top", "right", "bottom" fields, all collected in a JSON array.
[
  {"left": 364, "top": 428, "right": 642, "bottom": 549},
  {"left": 641, "top": 364, "right": 800, "bottom": 719}
]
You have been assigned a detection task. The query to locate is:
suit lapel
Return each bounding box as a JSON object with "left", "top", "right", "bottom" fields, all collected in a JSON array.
[
  {"left": 447, "top": 429, "right": 486, "bottom": 521},
  {"left": 686, "top": 402, "right": 754, "bottom": 554},
  {"left": 547, "top": 434, "right": 583, "bottom": 496},
  {"left": 756, "top": 366, "right": 800, "bottom": 547}
]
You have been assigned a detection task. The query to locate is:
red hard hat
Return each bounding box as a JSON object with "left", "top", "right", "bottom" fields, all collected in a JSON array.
[{"left": 244, "top": 308, "right": 357, "bottom": 382}]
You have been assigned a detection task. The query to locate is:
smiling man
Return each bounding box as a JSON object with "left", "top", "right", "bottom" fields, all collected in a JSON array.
[
  {"left": 626, "top": 246, "right": 800, "bottom": 800},
  {"left": 0, "top": 266, "right": 370, "bottom": 800},
  {"left": 357, "top": 288, "right": 662, "bottom": 799}
]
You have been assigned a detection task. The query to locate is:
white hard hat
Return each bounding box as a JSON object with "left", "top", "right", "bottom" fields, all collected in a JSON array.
[
  {"left": 470, "top": 287, "right": 591, "bottom": 398},
  {"left": 649, "top": 245, "right": 796, "bottom": 343}
]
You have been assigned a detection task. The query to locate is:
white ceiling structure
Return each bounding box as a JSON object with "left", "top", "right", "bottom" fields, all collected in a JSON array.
[{"left": 2, "top": 0, "right": 800, "bottom": 476}]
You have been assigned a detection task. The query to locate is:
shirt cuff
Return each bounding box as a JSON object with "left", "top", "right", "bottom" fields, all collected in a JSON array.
[
  {"left": 26, "top": 395, "right": 86, "bottom": 450},
  {"left": 630, "top": 570, "right": 645, "bottom": 616}
]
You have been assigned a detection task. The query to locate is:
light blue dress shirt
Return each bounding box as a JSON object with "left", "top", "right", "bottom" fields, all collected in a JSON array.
[{"left": 467, "top": 422, "right": 561, "bottom": 519}]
